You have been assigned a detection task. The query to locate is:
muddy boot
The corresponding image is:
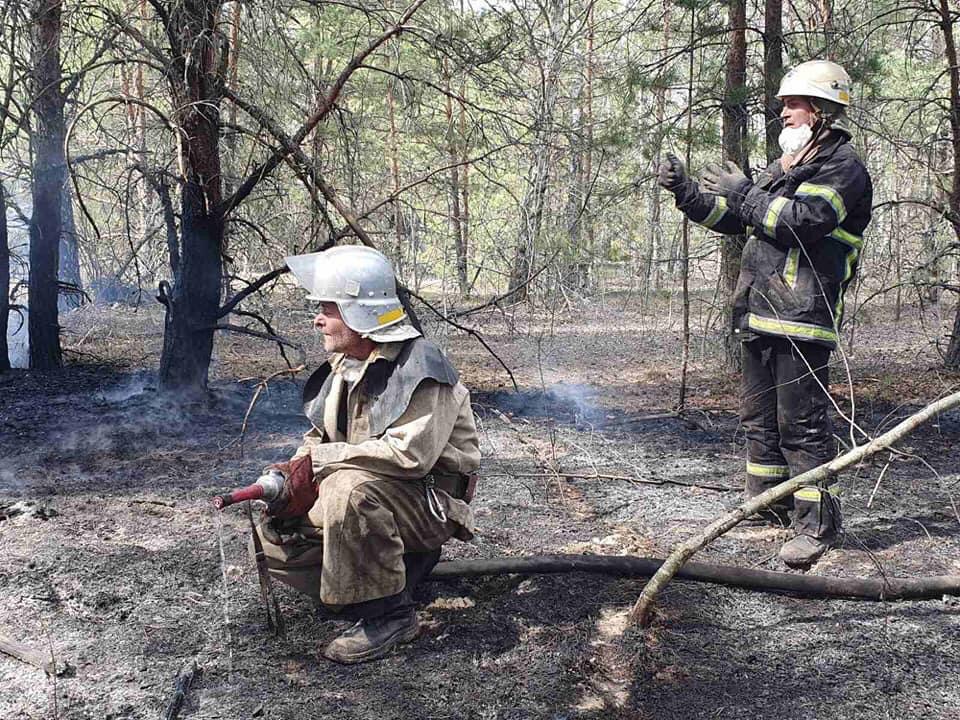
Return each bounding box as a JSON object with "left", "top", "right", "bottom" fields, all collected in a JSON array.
[
  {"left": 743, "top": 474, "right": 793, "bottom": 527},
  {"left": 779, "top": 487, "right": 841, "bottom": 568},
  {"left": 322, "top": 606, "right": 419, "bottom": 664}
]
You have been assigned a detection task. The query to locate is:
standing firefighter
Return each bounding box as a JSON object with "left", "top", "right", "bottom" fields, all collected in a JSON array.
[
  {"left": 657, "top": 60, "right": 873, "bottom": 567},
  {"left": 254, "top": 245, "right": 480, "bottom": 663}
]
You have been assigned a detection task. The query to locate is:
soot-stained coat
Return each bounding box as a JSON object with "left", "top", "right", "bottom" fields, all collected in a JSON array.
[{"left": 256, "top": 336, "right": 481, "bottom": 606}]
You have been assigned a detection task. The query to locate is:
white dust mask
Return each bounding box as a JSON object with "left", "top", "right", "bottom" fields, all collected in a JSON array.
[{"left": 778, "top": 124, "right": 813, "bottom": 154}]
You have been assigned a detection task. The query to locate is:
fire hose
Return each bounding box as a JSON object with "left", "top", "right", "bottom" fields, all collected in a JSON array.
[{"left": 213, "top": 478, "right": 960, "bottom": 603}]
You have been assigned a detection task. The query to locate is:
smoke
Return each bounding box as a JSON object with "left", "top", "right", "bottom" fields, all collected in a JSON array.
[
  {"left": 6, "top": 307, "right": 28, "bottom": 368},
  {"left": 57, "top": 424, "right": 119, "bottom": 454},
  {"left": 478, "top": 382, "right": 608, "bottom": 428},
  {"left": 94, "top": 372, "right": 153, "bottom": 403}
]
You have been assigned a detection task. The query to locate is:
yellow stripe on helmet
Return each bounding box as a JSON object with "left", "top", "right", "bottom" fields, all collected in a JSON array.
[{"left": 377, "top": 307, "right": 406, "bottom": 326}]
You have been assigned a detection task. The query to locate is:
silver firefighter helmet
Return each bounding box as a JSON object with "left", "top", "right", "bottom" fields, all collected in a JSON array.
[{"left": 286, "top": 246, "right": 420, "bottom": 343}]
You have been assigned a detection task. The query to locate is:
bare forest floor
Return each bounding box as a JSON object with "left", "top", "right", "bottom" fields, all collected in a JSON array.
[{"left": 2, "top": 288, "right": 960, "bottom": 720}]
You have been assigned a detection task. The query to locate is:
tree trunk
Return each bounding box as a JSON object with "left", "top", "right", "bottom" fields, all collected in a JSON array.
[
  {"left": 565, "top": 75, "right": 586, "bottom": 291},
  {"left": 158, "top": 181, "right": 223, "bottom": 395},
  {"left": 458, "top": 76, "right": 472, "bottom": 294},
  {"left": 721, "top": 0, "right": 748, "bottom": 371},
  {"left": 0, "top": 181, "right": 10, "bottom": 372},
  {"left": 156, "top": 0, "right": 226, "bottom": 396},
  {"left": 509, "top": 153, "right": 549, "bottom": 301},
  {"left": 28, "top": 0, "right": 65, "bottom": 370},
  {"left": 386, "top": 80, "right": 405, "bottom": 273},
  {"left": 939, "top": 0, "right": 960, "bottom": 368},
  {"left": 583, "top": 4, "right": 595, "bottom": 261},
  {"left": 508, "top": 0, "right": 562, "bottom": 302},
  {"left": 58, "top": 182, "right": 81, "bottom": 310},
  {"left": 442, "top": 59, "right": 467, "bottom": 296},
  {"left": 763, "top": 0, "right": 784, "bottom": 165},
  {"left": 645, "top": 0, "right": 672, "bottom": 297}
]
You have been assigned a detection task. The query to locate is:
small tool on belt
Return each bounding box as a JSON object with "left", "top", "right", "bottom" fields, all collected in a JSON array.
[{"left": 423, "top": 475, "right": 447, "bottom": 523}]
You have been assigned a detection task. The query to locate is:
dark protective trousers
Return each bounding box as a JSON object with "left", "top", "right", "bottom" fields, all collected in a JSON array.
[{"left": 740, "top": 336, "right": 835, "bottom": 514}]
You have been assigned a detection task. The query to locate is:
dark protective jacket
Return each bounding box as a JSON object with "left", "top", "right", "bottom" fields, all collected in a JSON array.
[{"left": 675, "top": 134, "right": 873, "bottom": 348}]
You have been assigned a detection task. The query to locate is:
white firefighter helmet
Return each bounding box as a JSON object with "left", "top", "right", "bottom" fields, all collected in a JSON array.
[
  {"left": 776, "top": 60, "right": 852, "bottom": 107},
  {"left": 286, "top": 246, "right": 420, "bottom": 343}
]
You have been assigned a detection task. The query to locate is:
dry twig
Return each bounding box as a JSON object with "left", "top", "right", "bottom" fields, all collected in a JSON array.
[{"left": 227, "top": 365, "right": 306, "bottom": 456}]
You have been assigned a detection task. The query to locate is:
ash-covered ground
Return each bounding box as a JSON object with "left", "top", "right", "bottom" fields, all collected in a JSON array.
[{"left": 1, "top": 297, "right": 959, "bottom": 719}]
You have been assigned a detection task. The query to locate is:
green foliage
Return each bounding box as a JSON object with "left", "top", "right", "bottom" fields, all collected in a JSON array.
[{"left": 1, "top": 0, "right": 953, "bottom": 315}]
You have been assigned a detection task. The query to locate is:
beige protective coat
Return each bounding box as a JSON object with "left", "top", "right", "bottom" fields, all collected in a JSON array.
[{"left": 256, "top": 341, "right": 480, "bottom": 606}]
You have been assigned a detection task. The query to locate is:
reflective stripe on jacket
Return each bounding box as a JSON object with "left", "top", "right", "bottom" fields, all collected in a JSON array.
[{"left": 674, "top": 134, "right": 873, "bottom": 348}]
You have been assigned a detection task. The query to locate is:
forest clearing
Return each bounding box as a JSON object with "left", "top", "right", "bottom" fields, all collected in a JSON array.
[
  {"left": 2, "top": 296, "right": 960, "bottom": 719},
  {"left": 3, "top": 0, "right": 960, "bottom": 717}
]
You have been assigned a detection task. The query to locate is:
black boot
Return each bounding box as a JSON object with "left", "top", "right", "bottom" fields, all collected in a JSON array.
[
  {"left": 779, "top": 487, "right": 842, "bottom": 568},
  {"left": 321, "top": 548, "right": 441, "bottom": 664},
  {"left": 322, "top": 606, "right": 419, "bottom": 664}
]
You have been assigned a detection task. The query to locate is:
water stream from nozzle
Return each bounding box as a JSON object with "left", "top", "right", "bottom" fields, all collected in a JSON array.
[{"left": 213, "top": 509, "right": 234, "bottom": 681}]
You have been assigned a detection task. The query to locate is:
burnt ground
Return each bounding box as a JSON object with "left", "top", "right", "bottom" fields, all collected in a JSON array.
[{"left": 1, "top": 294, "right": 960, "bottom": 719}]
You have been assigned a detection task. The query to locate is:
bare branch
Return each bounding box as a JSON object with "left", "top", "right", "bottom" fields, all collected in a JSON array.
[{"left": 220, "top": 0, "right": 428, "bottom": 216}]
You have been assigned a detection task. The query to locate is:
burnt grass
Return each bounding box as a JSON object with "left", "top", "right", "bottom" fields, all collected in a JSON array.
[{"left": 1, "top": 299, "right": 960, "bottom": 719}]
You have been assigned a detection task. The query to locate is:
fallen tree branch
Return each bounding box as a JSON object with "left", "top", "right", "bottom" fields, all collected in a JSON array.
[
  {"left": 429, "top": 554, "right": 960, "bottom": 601},
  {"left": 484, "top": 470, "right": 738, "bottom": 493},
  {"left": 0, "top": 633, "right": 55, "bottom": 675},
  {"left": 161, "top": 660, "right": 202, "bottom": 720},
  {"left": 629, "top": 389, "right": 960, "bottom": 625}
]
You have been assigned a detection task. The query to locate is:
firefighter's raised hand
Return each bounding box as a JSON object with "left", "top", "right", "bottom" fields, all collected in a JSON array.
[
  {"left": 701, "top": 161, "right": 750, "bottom": 199},
  {"left": 657, "top": 152, "right": 687, "bottom": 191}
]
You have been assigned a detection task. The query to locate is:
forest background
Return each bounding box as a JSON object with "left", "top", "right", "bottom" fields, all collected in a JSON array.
[
  {"left": 0, "top": 0, "right": 958, "bottom": 392},
  {"left": 2, "top": 3, "right": 960, "bottom": 717}
]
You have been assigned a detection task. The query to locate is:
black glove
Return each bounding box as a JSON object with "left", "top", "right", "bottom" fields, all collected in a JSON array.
[
  {"left": 657, "top": 152, "right": 687, "bottom": 192},
  {"left": 700, "top": 161, "right": 750, "bottom": 200}
]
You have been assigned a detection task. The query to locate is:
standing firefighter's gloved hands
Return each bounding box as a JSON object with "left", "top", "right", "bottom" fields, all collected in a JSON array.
[
  {"left": 657, "top": 152, "right": 688, "bottom": 192},
  {"left": 700, "top": 161, "right": 750, "bottom": 200}
]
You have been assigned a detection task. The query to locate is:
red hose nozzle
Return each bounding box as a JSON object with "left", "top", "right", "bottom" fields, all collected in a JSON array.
[{"left": 212, "top": 471, "right": 284, "bottom": 511}]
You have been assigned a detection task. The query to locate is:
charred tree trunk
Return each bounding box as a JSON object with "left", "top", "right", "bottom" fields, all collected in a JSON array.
[
  {"left": 159, "top": 182, "right": 223, "bottom": 395},
  {"left": 763, "top": 0, "right": 784, "bottom": 165},
  {"left": 0, "top": 181, "right": 10, "bottom": 373},
  {"left": 939, "top": 0, "right": 960, "bottom": 368},
  {"left": 156, "top": 0, "right": 226, "bottom": 396},
  {"left": 28, "top": 0, "right": 65, "bottom": 370},
  {"left": 721, "top": 0, "right": 748, "bottom": 371}
]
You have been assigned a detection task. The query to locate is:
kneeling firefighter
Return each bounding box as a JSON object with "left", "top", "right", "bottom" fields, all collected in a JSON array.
[
  {"left": 657, "top": 60, "right": 873, "bottom": 567},
  {"left": 252, "top": 245, "right": 480, "bottom": 663}
]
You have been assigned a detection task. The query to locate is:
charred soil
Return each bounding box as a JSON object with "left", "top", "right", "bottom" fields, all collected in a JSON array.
[{"left": 1, "top": 295, "right": 959, "bottom": 719}]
